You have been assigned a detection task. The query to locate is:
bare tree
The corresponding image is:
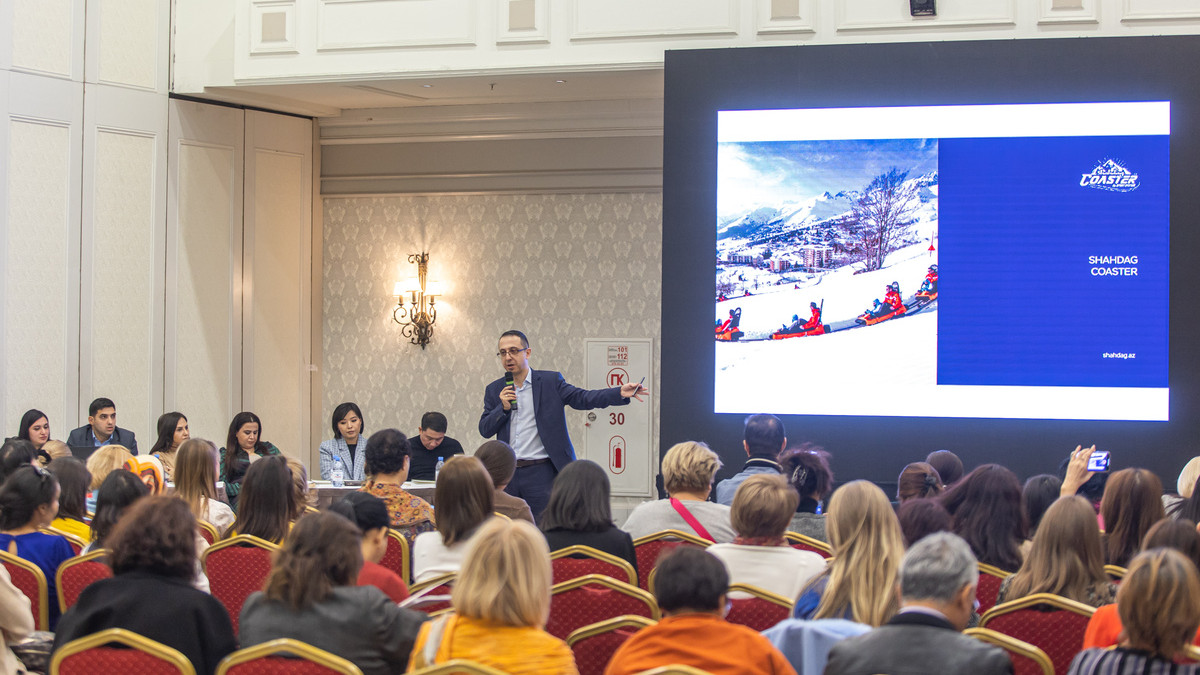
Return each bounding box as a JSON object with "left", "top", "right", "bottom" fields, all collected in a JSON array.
[{"left": 841, "top": 168, "right": 921, "bottom": 272}]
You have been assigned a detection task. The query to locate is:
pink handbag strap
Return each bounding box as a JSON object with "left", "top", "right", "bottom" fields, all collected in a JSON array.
[{"left": 669, "top": 498, "right": 715, "bottom": 542}]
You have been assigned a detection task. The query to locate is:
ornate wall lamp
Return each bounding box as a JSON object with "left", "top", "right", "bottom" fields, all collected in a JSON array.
[{"left": 392, "top": 252, "right": 442, "bottom": 349}]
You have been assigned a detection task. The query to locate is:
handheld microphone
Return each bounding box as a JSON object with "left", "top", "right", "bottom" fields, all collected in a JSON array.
[{"left": 504, "top": 372, "right": 517, "bottom": 411}]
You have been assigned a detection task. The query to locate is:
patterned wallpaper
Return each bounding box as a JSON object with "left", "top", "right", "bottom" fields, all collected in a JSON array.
[{"left": 321, "top": 193, "right": 662, "bottom": 455}]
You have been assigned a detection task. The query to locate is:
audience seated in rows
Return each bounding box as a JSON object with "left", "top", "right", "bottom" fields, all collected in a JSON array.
[
  {"left": 240, "top": 511, "right": 427, "bottom": 675},
  {"left": 53, "top": 496, "right": 236, "bottom": 675},
  {"left": 824, "top": 532, "right": 1012, "bottom": 675},
  {"left": 794, "top": 480, "right": 903, "bottom": 626},
  {"left": 360, "top": 428, "right": 436, "bottom": 541},
  {"left": 1101, "top": 467, "right": 1166, "bottom": 567},
  {"left": 329, "top": 491, "right": 409, "bottom": 603},
  {"left": 46, "top": 457, "right": 92, "bottom": 542},
  {"left": 409, "top": 518, "right": 578, "bottom": 674},
  {"left": 714, "top": 414, "right": 787, "bottom": 506},
  {"left": 174, "top": 438, "right": 235, "bottom": 533},
  {"left": 0, "top": 465, "right": 74, "bottom": 628},
  {"left": 623, "top": 441, "right": 734, "bottom": 542},
  {"left": 605, "top": 546, "right": 796, "bottom": 675},
  {"left": 925, "top": 449, "right": 964, "bottom": 486},
  {"left": 225, "top": 454, "right": 294, "bottom": 542},
  {"left": 896, "top": 498, "right": 951, "bottom": 546},
  {"left": 475, "top": 440, "right": 535, "bottom": 522},
  {"left": 148, "top": 411, "right": 189, "bottom": 482},
  {"left": 942, "top": 464, "right": 1026, "bottom": 572},
  {"left": 83, "top": 469, "right": 149, "bottom": 555},
  {"left": 539, "top": 459, "right": 637, "bottom": 571},
  {"left": 219, "top": 411, "right": 281, "bottom": 509},
  {"left": 708, "top": 474, "right": 824, "bottom": 600},
  {"left": 781, "top": 445, "right": 833, "bottom": 542},
  {"left": 412, "top": 455, "right": 493, "bottom": 582},
  {"left": 895, "top": 462, "right": 943, "bottom": 504}
]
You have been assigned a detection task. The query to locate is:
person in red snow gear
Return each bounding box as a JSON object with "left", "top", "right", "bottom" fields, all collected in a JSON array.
[
  {"left": 919, "top": 265, "right": 938, "bottom": 293},
  {"left": 717, "top": 307, "right": 744, "bottom": 341},
  {"left": 884, "top": 282, "right": 903, "bottom": 312},
  {"left": 804, "top": 302, "right": 821, "bottom": 328},
  {"left": 718, "top": 292, "right": 728, "bottom": 302}
]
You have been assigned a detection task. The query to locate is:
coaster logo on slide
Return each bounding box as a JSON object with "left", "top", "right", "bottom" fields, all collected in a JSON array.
[{"left": 1080, "top": 159, "right": 1140, "bottom": 192}]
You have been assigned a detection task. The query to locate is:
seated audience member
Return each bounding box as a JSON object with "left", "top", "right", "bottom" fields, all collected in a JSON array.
[
  {"left": 407, "top": 412, "right": 466, "bottom": 482},
  {"left": 1068, "top": 549, "right": 1200, "bottom": 675},
  {"left": 360, "top": 428, "right": 436, "bottom": 541},
  {"left": 708, "top": 474, "right": 825, "bottom": 600},
  {"left": 896, "top": 462, "right": 943, "bottom": 504},
  {"left": 605, "top": 546, "right": 796, "bottom": 675},
  {"left": 147, "top": 412, "right": 189, "bottom": 482},
  {"left": 538, "top": 459, "right": 637, "bottom": 571},
  {"left": 1083, "top": 519, "right": 1200, "bottom": 650},
  {"left": 319, "top": 402, "right": 367, "bottom": 482},
  {"left": 897, "top": 498, "right": 952, "bottom": 546},
  {"left": 84, "top": 469, "right": 149, "bottom": 552},
  {"left": 219, "top": 411, "right": 281, "bottom": 509},
  {"left": 781, "top": 445, "right": 834, "bottom": 542},
  {"left": 0, "top": 564, "right": 33, "bottom": 674},
  {"left": 941, "top": 464, "right": 1026, "bottom": 572},
  {"left": 622, "top": 441, "right": 734, "bottom": 542},
  {"left": 174, "top": 438, "right": 235, "bottom": 533},
  {"left": 39, "top": 440, "right": 71, "bottom": 467},
  {"left": 474, "top": 440, "right": 534, "bottom": 523},
  {"left": 17, "top": 409, "right": 51, "bottom": 455},
  {"left": 1166, "top": 457, "right": 1200, "bottom": 515},
  {"left": 1021, "top": 474, "right": 1063, "bottom": 552},
  {"left": 124, "top": 454, "right": 166, "bottom": 494},
  {"left": 996, "top": 496, "right": 1116, "bottom": 607},
  {"left": 715, "top": 414, "right": 787, "bottom": 506},
  {"left": 85, "top": 444, "right": 133, "bottom": 490},
  {"left": 412, "top": 456, "right": 494, "bottom": 582},
  {"left": 794, "top": 481, "right": 903, "bottom": 627},
  {"left": 824, "top": 533, "right": 1012, "bottom": 675},
  {"left": 225, "top": 454, "right": 295, "bottom": 542},
  {"left": 408, "top": 518, "right": 577, "bottom": 674},
  {"left": 46, "top": 457, "right": 92, "bottom": 541},
  {"left": 1100, "top": 468, "right": 1166, "bottom": 568},
  {"left": 0, "top": 439, "right": 37, "bottom": 484},
  {"left": 240, "top": 512, "right": 427, "bottom": 675},
  {"left": 329, "top": 492, "right": 409, "bottom": 604},
  {"left": 926, "top": 449, "right": 964, "bottom": 486},
  {"left": 66, "top": 397, "right": 138, "bottom": 453},
  {"left": 53, "top": 497, "right": 235, "bottom": 675},
  {"left": 286, "top": 456, "right": 314, "bottom": 518},
  {"left": 0, "top": 466, "right": 75, "bottom": 628}
]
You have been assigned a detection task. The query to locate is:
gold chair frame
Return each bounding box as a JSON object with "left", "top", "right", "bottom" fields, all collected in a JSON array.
[
  {"left": 964, "top": 627, "right": 1054, "bottom": 675},
  {"left": 0, "top": 549, "right": 48, "bottom": 630},
  {"left": 55, "top": 547, "right": 110, "bottom": 613},
  {"left": 783, "top": 531, "right": 833, "bottom": 556},
  {"left": 551, "top": 545, "right": 638, "bottom": 586},
  {"left": 215, "top": 638, "right": 364, "bottom": 675},
  {"left": 200, "top": 534, "right": 281, "bottom": 573},
  {"left": 565, "top": 614, "right": 657, "bottom": 647},
  {"left": 552, "top": 574, "right": 661, "bottom": 621},
  {"left": 50, "top": 628, "right": 195, "bottom": 675}
]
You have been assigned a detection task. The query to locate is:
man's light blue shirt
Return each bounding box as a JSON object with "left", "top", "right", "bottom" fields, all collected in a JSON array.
[{"left": 510, "top": 371, "right": 548, "bottom": 461}]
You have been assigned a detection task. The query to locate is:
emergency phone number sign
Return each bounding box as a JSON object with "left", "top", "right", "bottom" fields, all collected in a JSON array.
[{"left": 583, "top": 338, "right": 653, "bottom": 498}]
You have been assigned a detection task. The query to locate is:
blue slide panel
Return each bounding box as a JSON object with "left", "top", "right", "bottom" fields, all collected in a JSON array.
[{"left": 938, "top": 136, "right": 1168, "bottom": 388}]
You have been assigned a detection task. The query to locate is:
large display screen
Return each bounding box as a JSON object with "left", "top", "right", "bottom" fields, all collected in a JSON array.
[{"left": 714, "top": 102, "right": 1170, "bottom": 421}]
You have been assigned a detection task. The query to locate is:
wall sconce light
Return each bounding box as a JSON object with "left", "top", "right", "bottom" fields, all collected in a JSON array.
[{"left": 392, "top": 252, "right": 441, "bottom": 349}]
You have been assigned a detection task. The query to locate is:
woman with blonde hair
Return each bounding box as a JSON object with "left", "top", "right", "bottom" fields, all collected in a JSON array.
[
  {"left": 792, "top": 480, "right": 904, "bottom": 627},
  {"left": 85, "top": 445, "right": 133, "bottom": 490},
  {"left": 621, "top": 441, "right": 734, "bottom": 542},
  {"left": 408, "top": 518, "right": 577, "bottom": 674},
  {"left": 996, "top": 496, "right": 1116, "bottom": 607},
  {"left": 174, "top": 438, "right": 235, "bottom": 532}
]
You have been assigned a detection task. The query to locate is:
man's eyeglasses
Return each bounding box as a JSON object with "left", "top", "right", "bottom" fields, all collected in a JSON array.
[{"left": 497, "top": 348, "right": 528, "bottom": 357}]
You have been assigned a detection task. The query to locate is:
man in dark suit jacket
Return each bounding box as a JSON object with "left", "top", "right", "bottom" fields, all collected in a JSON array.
[
  {"left": 480, "top": 329, "right": 646, "bottom": 519},
  {"left": 65, "top": 397, "right": 139, "bottom": 455},
  {"left": 824, "top": 532, "right": 1013, "bottom": 675}
]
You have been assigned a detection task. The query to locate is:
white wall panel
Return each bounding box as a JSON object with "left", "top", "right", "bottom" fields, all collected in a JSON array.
[
  {"left": 836, "top": 0, "right": 1016, "bottom": 30},
  {"left": 755, "top": 0, "right": 817, "bottom": 35},
  {"left": 1039, "top": 0, "right": 1100, "bottom": 24},
  {"left": 315, "top": 0, "right": 476, "bottom": 50},
  {"left": 89, "top": 0, "right": 169, "bottom": 91},
  {"left": 1124, "top": 0, "right": 1200, "bottom": 20},
  {"left": 8, "top": 0, "right": 83, "bottom": 79},
  {"left": 571, "top": 0, "right": 738, "bottom": 40}
]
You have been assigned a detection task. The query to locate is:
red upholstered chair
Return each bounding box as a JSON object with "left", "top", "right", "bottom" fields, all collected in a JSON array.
[
  {"left": 406, "top": 572, "right": 457, "bottom": 615},
  {"left": 784, "top": 531, "right": 832, "bottom": 559},
  {"left": 632, "top": 530, "right": 711, "bottom": 591},
  {"left": 0, "top": 549, "right": 49, "bottom": 630},
  {"left": 201, "top": 534, "right": 280, "bottom": 635},
  {"left": 724, "top": 584, "right": 793, "bottom": 632},
  {"left": 965, "top": 628, "right": 1054, "bottom": 675},
  {"left": 566, "top": 615, "right": 656, "bottom": 675},
  {"left": 198, "top": 521, "right": 220, "bottom": 545},
  {"left": 379, "top": 529, "right": 411, "bottom": 584},
  {"left": 216, "top": 638, "right": 363, "bottom": 674},
  {"left": 551, "top": 545, "right": 638, "bottom": 586},
  {"left": 979, "top": 593, "right": 1096, "bottom": 675},
  {"left": 56, "top": 548, "right": 113, "bottom": 612},
  {"left": 42, "top": 527, "right": 86, "bottom": 555},
  {"left": 548, "top": 574, "right": 660, "bottom": 641},
  {"left": 50, "top": 628, "right": 195, "bottom": 675},
  {"left": 976, "top": 562, "right": 1013, "bottom": 616}
]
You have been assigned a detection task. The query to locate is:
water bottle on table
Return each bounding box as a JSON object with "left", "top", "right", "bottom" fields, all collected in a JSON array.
[
  {"left": 434, "top": 456, "right": 445, "bottom": 481},
  {"left": 331, "top": 456, "right": 345, "bottom": 487}
]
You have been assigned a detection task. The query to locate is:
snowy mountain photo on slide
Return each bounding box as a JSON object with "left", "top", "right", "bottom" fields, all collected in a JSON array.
[{"left": 715, "top": 138, "right": 940, "bottom": 415}]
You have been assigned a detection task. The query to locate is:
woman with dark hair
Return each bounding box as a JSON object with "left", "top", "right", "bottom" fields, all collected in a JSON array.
[
  {"left": 1021, "top": 473, "right": 1063, "bottom": 556},
  {"left": 0, "top": 466, "right": 74, "bottom": 628},
  {"left": 174, "top": 438, "right": 235, "bottom": 532},
  {"left": 219, "top": 411, "right": 281, "bottom": 508},
  {"left": 896, "top": 498, "right": 952, "bottom": 546},
  {"left": 926, "top": 450, "right": 964, "bottom": 486},
  {"left": 997, "top": 496, "right": 1115, "bottom": 607},
  {"left": 0, "top": 439, "right": 37, "bottom": 484},
  {"left": 240, "top": 512, "right": 426, "bottom": 675},
  {"left": 538, "top": 459, "right": 637, "bottom": 571},
  {"left": 53, "top": 497, "right": 236, "bottom": 675},
  {"left": 319, "top": 402, "right": 366, "bottom": 481},
  {"left": 85, "top": 469, "right": 150, "bottom": 552},
  {"left": 329, "top": 492, "right": 409, "bottom": 603},
  {"left": 46, "top": 457, "right": 92, "bottom": 541},
  {"left": 896, "top": 462, "right": 943, "bottom": 503},
  {"left": 412, "top": 455, "right": 494, "bottom": 583},
  {"left": 225, "top": 455, "right": 295, "bottom": 543},
  {"left": 474, "top": 440, "right": 534, "bottom": 522},
  {"left": 941, "top": 464, "right": 1026, "bottom": 572},
  {"left": 1101, "top": 468, "right": 1166, "bottom": 568},
  {"left": 779, "top": 444, "right": 833, "bottom": 542},
  {"left": 148, "top": 411, "right": 189, "bottom": 482},
  {"left": 17, "top": 409, "right": 51, "bottom": 455},
  {"left": 360, "top": 428, "right": 435, "bottom": 542}
]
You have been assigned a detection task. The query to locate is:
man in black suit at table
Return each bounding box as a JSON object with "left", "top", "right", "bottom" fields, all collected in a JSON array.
[
  {"left": 406, "top": 411, "right": 464, "bottom": 481},
  {"left": 824, "top": 532, "right": 1012, "bottom": 675},
  {"left": 66, "top": 397, "right": 139, "bottom": 455}
]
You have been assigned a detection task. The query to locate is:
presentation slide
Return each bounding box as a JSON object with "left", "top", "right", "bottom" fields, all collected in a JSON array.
[{"left": 713, "top": 102, "right": 1170, "bottom": 421}]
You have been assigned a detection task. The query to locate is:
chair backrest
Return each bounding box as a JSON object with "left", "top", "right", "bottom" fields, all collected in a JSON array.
[
  {"left": 0, "top": 549, "right": 49, "bottom": 630},
  {"left": 50, "top": 628, "right": 196, "bottom": 675},
  {"left": 724, "top": 584, "right": 793, "bottom": 632},
  {"left": 784, "top": 531, "right": 833, "bottom": 558},
  {"left": 42, "top": 527, "right": 85, "bottom": 555},
  {"left": 201, "top": 534, "right": 280, "bottom": 634},
  {"left": 631, "top": 530, "right": 711, "bottom": 591},
  {"left": 567, "top": 615, "right": 656, "bottom": 675},
  {"left": 630, "top": 666, "right": 714, "bottom": 675},
  {"left": 976, "top": 562, "right": 1013, "bottom": 615},
  {"left": 1103, "top": 564, "right": 1126, "bottom": 582},
  {"left": 379, "top": 529, "right": 411, "bottom": 584},
  {"left": 405, "top": 572, "right": 457, "bottom": 615},
  {"left": 964, "top": 627, "right": 1054, "bottom": 675},
  {"left": 551, "top": 545, "right": 637, "bottom": 586},
  {"left": 216, "top": 638, "right": 364, "bottom": 674},
  {"left": 548, "top": 574, "right": 660, "bottom": 641},
  {"left": 56, "top": 548, "right": 113, "bottom": 613},
  {"left": 198, "top": 520, "right": 220, "bottom": 545},
  {"left": 979, "top": 593, "right": 1096, "bottom": 675},
  {"left": 407, "top": 660, "right": 510, "bottom": 675}
]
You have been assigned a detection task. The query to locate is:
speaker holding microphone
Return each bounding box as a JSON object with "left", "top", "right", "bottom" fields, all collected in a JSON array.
[{"left": 505, "top": 372, "right": 518, "bottom": 411}]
